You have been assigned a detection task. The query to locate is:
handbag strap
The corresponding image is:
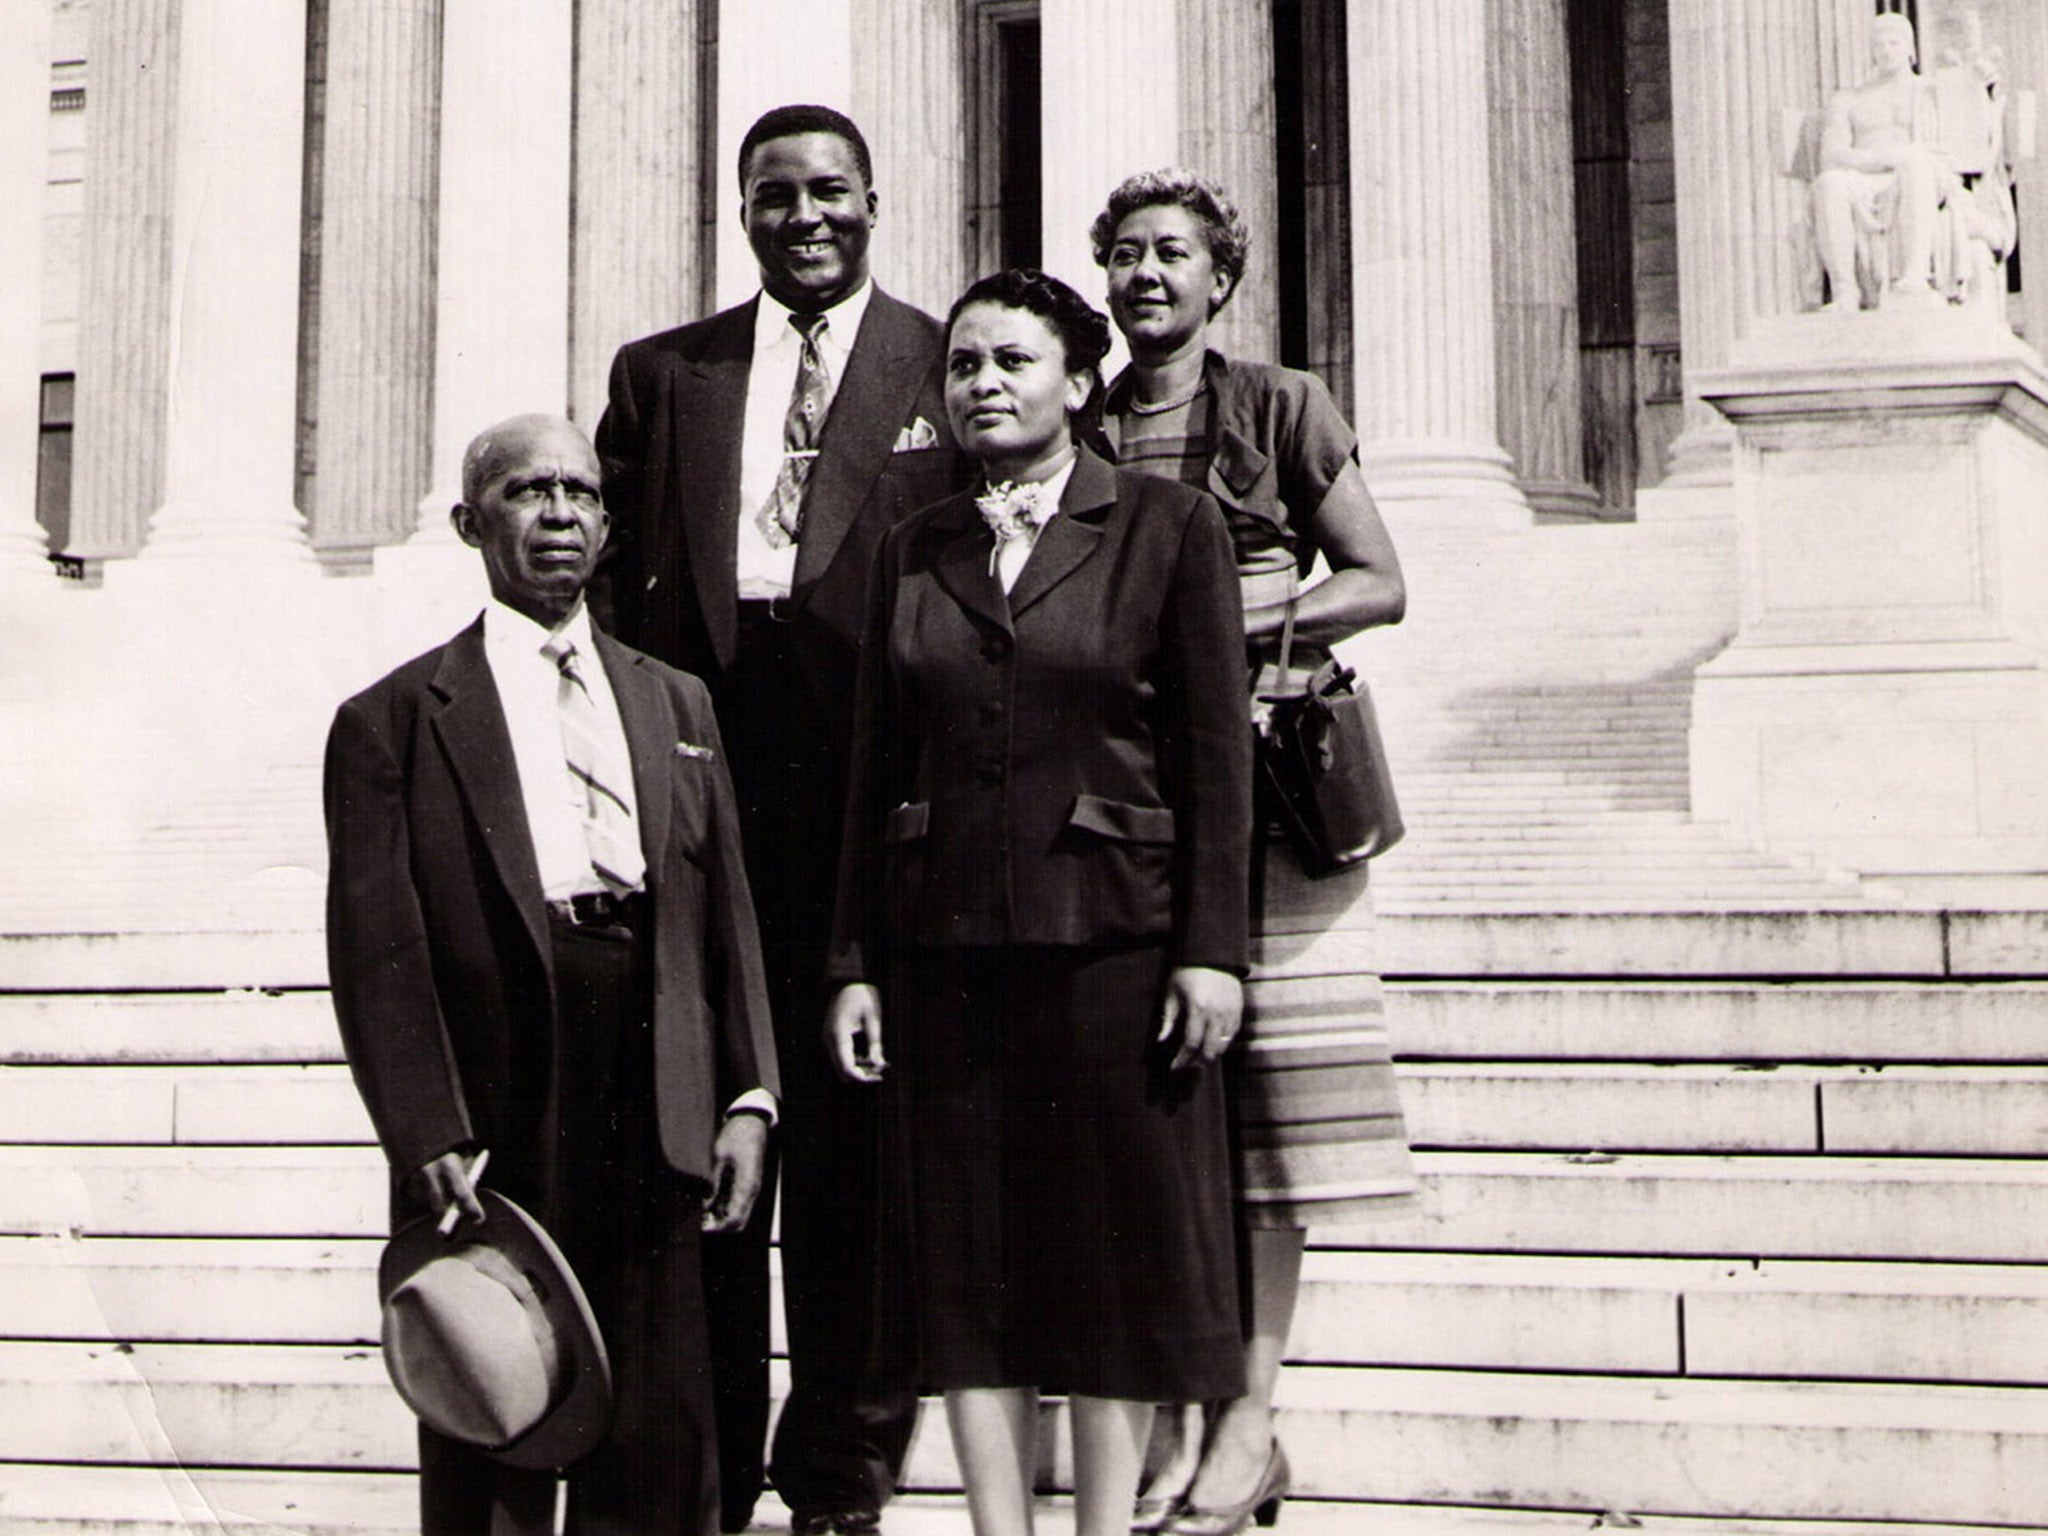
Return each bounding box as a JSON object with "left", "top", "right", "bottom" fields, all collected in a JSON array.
[{"left": 1273, "top": 559, "right": 1301, "bottom": 692}]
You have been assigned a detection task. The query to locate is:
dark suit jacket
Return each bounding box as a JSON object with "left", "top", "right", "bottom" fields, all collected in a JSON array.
[
  {"left": 594, "top": 287, "right": 961, "bottom": 746},
  {"left": 323, "top": 619, "right": 778, "bottom": 1192},
  {"left": 827, "top": 448, "right": 1253, "bottom": 980}
]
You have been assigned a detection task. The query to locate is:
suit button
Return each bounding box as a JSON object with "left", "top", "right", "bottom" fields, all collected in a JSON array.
[
  {"left": 979, "top": 702, "right": 1005, "bottom": 724},
  {"left": 981, "top": 636, "right": 1010, "bottom": 662},
  {"left": 974, "top": 761, "right": 1004, "bottom": 786}
]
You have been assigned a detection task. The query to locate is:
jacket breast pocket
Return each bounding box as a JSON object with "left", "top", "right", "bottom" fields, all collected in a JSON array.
[{"left": 1063, "top": 794, "right": 1175, "bottom": 939}]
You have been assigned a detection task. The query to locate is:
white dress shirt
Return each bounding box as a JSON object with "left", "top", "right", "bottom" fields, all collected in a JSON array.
[
  {"left": 736, "top": 279, "right": 875, "bottom": 599},
  {"left": 482, "top": 599, "right": 643, "bottom": 901},
  {"left": 994, "top": 458, "right": 1077, "bottom": 595},
  {"left": 480, "top": 598, "right": 777, "bottom": 1126}
]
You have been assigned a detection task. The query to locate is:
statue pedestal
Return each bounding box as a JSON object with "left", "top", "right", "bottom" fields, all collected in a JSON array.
[{"left": 1689, "top": 314, "right": 2048, "bottom": 883}]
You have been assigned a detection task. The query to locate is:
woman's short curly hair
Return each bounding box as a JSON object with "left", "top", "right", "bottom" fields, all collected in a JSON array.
[
  {"left": 946, "top": 268, "right": 1113, "bottom": 380},
  {"left": 1088, "top": 168, "right": 1251, "bottom": 314}
]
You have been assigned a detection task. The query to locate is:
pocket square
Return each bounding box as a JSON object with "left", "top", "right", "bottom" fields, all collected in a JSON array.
[
  {"left": 674, "top": 741, "right": 716, "bottom": 760},
  {"left": 892, "top": 417, "right": 939, "bottom": 453}
]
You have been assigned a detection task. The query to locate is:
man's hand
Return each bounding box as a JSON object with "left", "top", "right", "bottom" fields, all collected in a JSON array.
[
  {"left": 407, "top": 1150, "right": 486, "bottom": 1231},
  {"left": 702, "top": 1113, "right": 770, "bottom": 1233},
  {"left": 1159, "top": 966, "right": 1245, "bottom": 1071},
  {"left": 826, "top": 983, "right": 887, "bottom": 1084}
]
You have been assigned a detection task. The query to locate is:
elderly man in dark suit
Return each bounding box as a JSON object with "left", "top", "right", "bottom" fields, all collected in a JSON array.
[
  {"left": 325, "top": 414, "right": 778, "bottom": 1536},
  {"left": 597, "top": 104, "right": 960, "bottom": 1536}
]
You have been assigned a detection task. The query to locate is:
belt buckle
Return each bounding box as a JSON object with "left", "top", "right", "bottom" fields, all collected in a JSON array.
[{"left": 764, "top": 593, "right": 791, "bottom": 623}]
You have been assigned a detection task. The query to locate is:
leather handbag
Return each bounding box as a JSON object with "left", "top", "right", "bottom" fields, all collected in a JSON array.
[{"left": 1252, "top": 568, "right": 1404, "bottom": 876}]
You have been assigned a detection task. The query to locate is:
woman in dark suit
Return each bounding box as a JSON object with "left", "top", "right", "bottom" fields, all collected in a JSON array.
[
  {"left": 1090, "top": 170, "right": 1417, "bottom": 1535},
  {"left": 825, "top": 269, "right": 1253, "bottom": 1536}
]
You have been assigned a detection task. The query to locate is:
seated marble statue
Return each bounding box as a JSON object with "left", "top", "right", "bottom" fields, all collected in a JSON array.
[{"left": 1811, "top": 11, "right": 2017, "bottom": 314}]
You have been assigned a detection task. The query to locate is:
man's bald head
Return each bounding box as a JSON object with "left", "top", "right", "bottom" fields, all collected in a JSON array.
[{"left": 461, "top": 414, "right": 595, "bottom": 508}]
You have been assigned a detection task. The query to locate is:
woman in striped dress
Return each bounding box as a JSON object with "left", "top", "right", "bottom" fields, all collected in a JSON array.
[{"left": 1090, "top": 169, "right": 1419, "bottom": 1536}]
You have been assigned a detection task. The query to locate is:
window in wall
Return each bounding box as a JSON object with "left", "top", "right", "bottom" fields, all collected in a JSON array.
[
  {"left": 968, "top": 2, "right": 1042, "bottom": 276},
  {"left": 36, "top": 373, "right": 71, "bottom": 556}
]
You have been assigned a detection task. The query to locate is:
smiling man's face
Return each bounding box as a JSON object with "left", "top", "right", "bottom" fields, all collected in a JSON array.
[{"left": 742, "top": 131, "right": 877, "bottom": 314}]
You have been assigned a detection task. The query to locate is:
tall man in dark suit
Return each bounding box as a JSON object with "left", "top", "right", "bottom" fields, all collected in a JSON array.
[
  {"left": 326, "top": 414, "right": 779, "bottom": 1536},
  {"left": 596, "top": 104, "right": 961, "bottom": 1536}
]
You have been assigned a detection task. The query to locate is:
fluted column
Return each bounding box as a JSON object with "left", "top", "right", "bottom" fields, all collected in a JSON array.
[
  {"left": 136, "top": 0, "right": 313, "bottom": 567},
  {"left": 68, "top": 0, "right": 177, "bottom": 565},
  {"left": 573, "top": 0, "right": 706, "bottom": 432},
  {"left": 1179, "top": 0, "right": 1279, "bottom": 363},
  {"left": 712, "top": 0, "right": 855, "bottom": 308},
  {"left": 1661, "top": 0, "right": 1867, "bottom": 487},
  {"left": 1488, "top": 0, "right": 1598, "bottom": 517},
  {"left": 1039, "top": 0, "right": 1180, "bottom": 310},
  {"left": 311, "top": 0, "right": 437, "bottom": 567},
  {"left": 407, "top": 0, "right": 573, "bottom": 539},
  {"left": 0, "top": 0, "right": 56, "bottom": 578},
  {"left": 853, "top": 0, "right": 967, "bottom": 319},
  {"left": 1347, "top": 0, "right": 1529, "bottom": 526}
]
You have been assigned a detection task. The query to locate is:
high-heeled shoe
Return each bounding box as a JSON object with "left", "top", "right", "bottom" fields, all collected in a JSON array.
[
  {"left": 1130, "top": 1487, "right": 1189, "bottom": 1533},
  {"left": 1165, "top": 1440, "right": 1291, "bottom": 1535}
]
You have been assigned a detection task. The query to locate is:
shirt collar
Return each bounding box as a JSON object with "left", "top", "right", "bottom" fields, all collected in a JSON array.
[
  {"left": 481, "top": 596, "right": 597, "bottom": 661},
  {"left": 753, "top": 278, "right": 874, "bottom": 355}
]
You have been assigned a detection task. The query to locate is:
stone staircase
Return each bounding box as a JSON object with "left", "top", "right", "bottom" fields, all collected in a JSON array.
[{"left": 4, "top": 515, "right": 2047, "bottom": 1531}]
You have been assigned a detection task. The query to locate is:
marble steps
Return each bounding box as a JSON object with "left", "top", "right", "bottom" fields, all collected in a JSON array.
[
  {"left": 8, "top": 1061, "right": 2044, "bottom": 1157},
  {"left": 14, "top": 975, "right": 2043, "bottom": 1071},
  {"left": 4, "top": 1345, "right": 2044, "bottom": 1525},
  {"left": 5, "top": 1144, "right": 2045, "bottom": 1263},
  {"left": 12, "top": 1234, "right": 2048, "bottom": 1391},
  {"left": 9, "top": 904, "right": 2035, "bottom": 992},
  {"left": 31, "top": 1473, "right": 2021, "bottom": 1536},
  {"left": 1384, "top": 980, "right": 2048, "bottom": 1061}
]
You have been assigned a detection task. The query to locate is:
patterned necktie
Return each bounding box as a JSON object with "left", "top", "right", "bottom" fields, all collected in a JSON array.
[
  {"left": 757, "top": 311, "right": 831, "bottom": 548},
  {"left": 540, "top": 638, "right": 645, "bottom": 896}
]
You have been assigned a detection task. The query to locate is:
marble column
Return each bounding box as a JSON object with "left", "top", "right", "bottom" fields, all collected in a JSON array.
[
  {"left": 311, "top": 0, "right": 438, "bottom": 568},
  {"left": 853, "top": 0, "right": 968, "bottom": 319},
  {"left": 1488, "top": 0, "right": 1599, "bottom": 517},
  {"left": 712, "top": 0, "right": 855, "bottom": 308},
  {"left": 68, "top": 0, "right": 177, "bottom": 565},
  {"left": 136, "top": 0, "right": 314, "bottom": 566},
  {"left": 573, "top": 0, "right": 706, "bottom": 432},
  {"left": 1659, "top": 0, "right": 1868, "bottom": 488},
  {"left": 1039, "top": 0, "right": 1180, "bottom": 311},
  {"left": 407, "top": 0, "right": 573, "bottom": 539},
  {"left": 1179, "top": 0, "right": 1280, "bottom": 365},
  {"left": 1346, "top": 0, "right": 1529, "bottom": 525},
  {"left": 0, "top": 0, "right": 56, "bottom": 578}
]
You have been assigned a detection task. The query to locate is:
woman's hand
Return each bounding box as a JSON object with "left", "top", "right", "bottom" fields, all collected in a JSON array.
[
  {"left": 827, "top": 983, "right": 889, "bottom": 1084},
  {"left": 1159, "top": 966, "right": 1245, "bottom": 1070}
]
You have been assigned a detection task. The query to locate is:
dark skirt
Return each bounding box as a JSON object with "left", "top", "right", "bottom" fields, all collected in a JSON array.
[{"left": 872, "top": 944, "right": 1245, "bottom": 1403}]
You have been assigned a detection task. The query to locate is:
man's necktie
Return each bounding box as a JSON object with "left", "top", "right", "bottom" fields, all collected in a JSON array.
[
  {"left": 540, "top": 638, "right": 645, "bottom": 896},
  {"left": 757, "top": 311, "right": 831, "bottom": 548}
]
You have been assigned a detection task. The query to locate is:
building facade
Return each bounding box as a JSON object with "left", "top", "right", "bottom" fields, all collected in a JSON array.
[{"left": 13, "top": 0, "right": 2038, "bottom": 583}]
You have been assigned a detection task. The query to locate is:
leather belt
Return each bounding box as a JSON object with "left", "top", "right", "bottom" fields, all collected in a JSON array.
[
  {"left": 737, "top": 595, "right": 794, "bottom": 624},
  {"left": 547, "top": 888, "right": 647, "bottom": 933}
]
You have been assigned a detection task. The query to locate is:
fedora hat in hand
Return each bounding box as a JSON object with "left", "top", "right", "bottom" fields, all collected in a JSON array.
[{"left": 378, "top": 1188, "right": 611, "bottom": 1472}]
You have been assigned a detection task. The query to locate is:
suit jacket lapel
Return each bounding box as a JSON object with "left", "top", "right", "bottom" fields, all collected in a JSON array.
[
  {"left": 595, "top": 633, "right": 674, "bottom": 874},
  {"left": 427, "top": 623, "right": 553, "bottom": 970},
  {"left": 793, "top": 289, "right": 931, "bottom": 594},
  {"left": 672, "top": 302, "right": 755, "bottom": 670},
  {"left": 1007, "top": 448, "right": 1116, "bottom": 619},
  {"left": 929, "top": 493, "right": 1013, "bottom": 637}
]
